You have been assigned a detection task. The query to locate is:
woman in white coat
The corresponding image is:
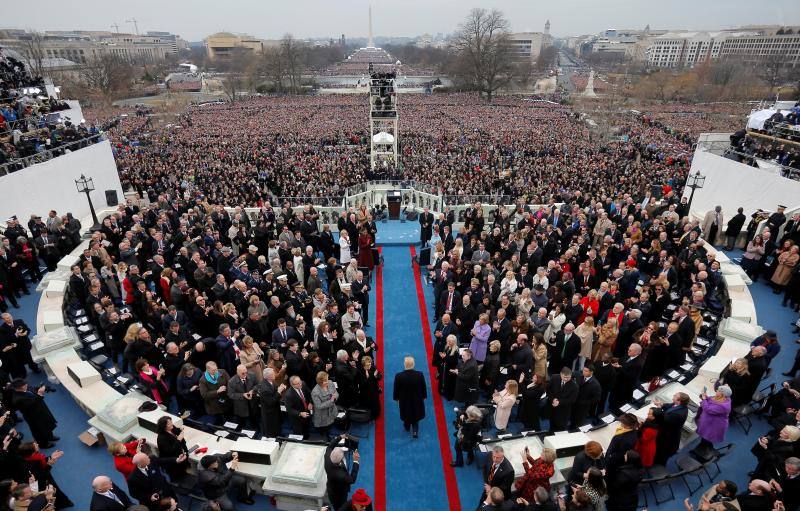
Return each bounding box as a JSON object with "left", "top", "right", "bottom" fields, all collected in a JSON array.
[
  {"left": 492, "top": 379, "right": 518, "bottom": 432},
  {"left": 339, "top": 230, "right": 351, "bottom": 264}
]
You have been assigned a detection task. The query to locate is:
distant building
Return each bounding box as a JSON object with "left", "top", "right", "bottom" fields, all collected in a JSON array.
[
  {"left": 0, "top": 29, "right": 184, "bottom": 65},
  {"left": 644, "top": 26, "right": 800, "bottom": 68},
  {"left": 507, "top": 24, "right": 553, "bottom": 62},
  {"left": 204, "top": 32, "right": 264, "bottom": 60}
]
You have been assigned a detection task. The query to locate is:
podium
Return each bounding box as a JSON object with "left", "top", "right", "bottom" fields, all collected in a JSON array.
[{"left": 387, "top": 190, "right": 402, "bottom": 220}]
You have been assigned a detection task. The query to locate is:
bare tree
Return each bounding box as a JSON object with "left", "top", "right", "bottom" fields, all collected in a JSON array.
[
  {"left": 760, "top": 52, "right": 788, "bottom": 91},
  {"left": 21, "top": 32, "right": 47, "bottom": 79},
  {"left": 81, "top": 54, "right": 134, "bottom": 103},
  {"left": 451, "top": 8, "right": 513, "bottom": 102},
  {"left": 280, "top": 34, "right": 306, "bottom": 93},
  {"left": 262, "top": 46, "right": 287, "bottom": 92}
]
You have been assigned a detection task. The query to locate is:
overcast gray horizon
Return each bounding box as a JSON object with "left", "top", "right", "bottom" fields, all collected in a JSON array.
[{"left": 3, "top": 0, "right": 799, "bottom": 41}]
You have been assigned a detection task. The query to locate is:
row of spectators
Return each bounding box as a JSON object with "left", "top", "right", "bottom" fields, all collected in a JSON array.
[{"left": 0, "top": 48, "right": 101, "bottom": 171}]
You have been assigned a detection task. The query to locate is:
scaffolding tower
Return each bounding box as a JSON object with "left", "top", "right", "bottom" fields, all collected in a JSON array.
[{"left": 369, "top": 64, "right": 399, "bottom": 175}]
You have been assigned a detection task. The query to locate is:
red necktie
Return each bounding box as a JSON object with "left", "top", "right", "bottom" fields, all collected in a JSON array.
[
  {"left": 298, "top": 389, "right": 307, "bottom": 410},
  {"left": 447, "top": 292, "right": 453, "bottom": 310},
  {"left": 489, "top": 464, "right": 497, "bottom": 482}
]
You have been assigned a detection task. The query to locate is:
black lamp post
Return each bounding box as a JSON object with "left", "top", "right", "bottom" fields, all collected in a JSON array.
[
  {"left": 75, "top": 174, "right": 100, "bottom": 231},
  {"left": 685, "top": 170, "right": 706, "bottom": 215}
]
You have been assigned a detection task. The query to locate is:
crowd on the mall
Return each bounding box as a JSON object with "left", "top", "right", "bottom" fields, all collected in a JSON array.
[
  {"left": 106, "top": 93, "right": 705, "bottom": 207},
  {"left": 0, "top": 49, "right": 101, "bottom": 171}
]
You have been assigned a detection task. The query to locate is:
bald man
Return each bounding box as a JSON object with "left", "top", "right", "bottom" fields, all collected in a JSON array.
[
  {"left": 89, "top": 475, "right": 132, "bottom": 511},
  {"left": 126, "top": 452, "right": 174, "bottom": 510}
]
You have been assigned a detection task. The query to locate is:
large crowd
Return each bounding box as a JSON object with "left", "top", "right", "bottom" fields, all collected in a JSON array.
[
  {"left": 0, "top": 48, "right": 101, "bottom": 172},
  {"left": 104, "top": 93, "right": 713, "bottom": 207}
]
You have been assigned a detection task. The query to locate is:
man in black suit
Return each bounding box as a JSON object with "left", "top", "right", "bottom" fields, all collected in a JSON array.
[
  {"left": 198, "top": 452, "right": 253, "bottom": 509},
  {"left": 609, "top": 343, "right": 644, "bottom": 410},
  {"left": 283, "top": 375, "right": 313, "bottom": 438},
  {"left": 551, "top": 323, "right": 581, "bottom": 372},
  {"left": 127, "top": 453, "right": 175, "bottom": 510},
  {"left": 68, "top": 264, "right": 88, "bottom": 304},
  {"left": 271, "top": 318, "right": 297, "bottom": 351},
  {"left": 653, "top": 392, "right": 690, "bottom": 466},
  {"left": 325, "top": 434, "right": 360, "bottom": 510},
  {"left": 509, "top": 334, "right": 533, "bottom": 383},
  {"left": 478, "top": 446, "right": 515, "bottom": 508},
  {"left": 735, "top": 479, "right": 774, "bottom": 511},
  {"left": 437, "top": 281, "right": 462, "bottom": 321},
  {"left": 455, "top": 349, "right": 480, "bottom": 407},
  {"left": 258, "top": 367, "right": 285, "bottom": 437},
  {"left": 547, "top": 367, "right": 579, "bottom": 432},
  {"left": 433, "top": 314, "right": 457, "bottom": 361},
  {"left": 161, "top": 305, "right": 189, "bottom": 331},
  {"left": 593, "top": 354, "right": 618, "bottom": 417},
  {"left": 351, "top": 271, "right": 371, "bottom": 326},
  {"left": 571, "top": 365, "right": 602, "bottom": 428},
  {"left": 0, "top": 313, "right": 38, "bottom": 377},
  {"left": 431, "top": 267, "right": 452, "bottom": 321},
  {"left": 419, "top": 207, "right": 434, "bottom": 246},
  {"left": 89, "top": 475, "right": 132, "bottom": 511},
  {"left": 392, "top": 356, "right": 427, "bottom": 438},
  {"left": 11, "top": 378, "right": 58, "bottom": 447}
]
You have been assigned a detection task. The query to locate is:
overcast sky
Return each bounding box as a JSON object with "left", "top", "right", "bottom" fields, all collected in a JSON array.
[{"left": 3, "top": 0, "right": 800, "bottom": 41}]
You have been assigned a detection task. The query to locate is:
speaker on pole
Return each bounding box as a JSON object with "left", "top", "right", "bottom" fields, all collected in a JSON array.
[{"left": 105, "top": 190, "right": 119, "bottom": 206}]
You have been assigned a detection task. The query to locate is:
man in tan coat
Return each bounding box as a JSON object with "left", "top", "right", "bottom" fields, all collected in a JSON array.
[
  {"left": 592, "top": 212, "right": 613, "bottom": 248},
  {"left": 701, "top": 206, "right": 724, "bottom": 246}
]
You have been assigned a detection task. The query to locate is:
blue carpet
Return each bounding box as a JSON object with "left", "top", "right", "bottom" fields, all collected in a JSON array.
[{"left": 11, "top": 242, "right": 799, "bottom": 511}]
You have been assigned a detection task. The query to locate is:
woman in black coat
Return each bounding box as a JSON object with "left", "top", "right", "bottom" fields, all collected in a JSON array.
[
  {"left": 516, "top": 373, "right": 545, "bottom": 431},
  {"left": 750, "top": 426, "right": 800, "bottom": 480},
  {"left": 567, "top": 441, "right": 606, "bottom": 487},
  {"left": 720, "top": 359, "right": 753, "bottom": 412},
  {"left": 454, "top": 299, "right": 477, "bottom": 344},
  {"left": 356, "top": 355, "right": 382, "bottom": 420},
  {"left": 606, "top": 450, "right": 644, "bottom": 511},
  {"left": 437, "top": 338, "right": 460, "bottom": 401},
  {"left": 156, "top": 416, "right": 191, "bottom": 483},
  {"left": 480, "top": 341, "right": 501, "bottom": 394},
  {"left": 605, "top": 413, "right": 640, "bottom": 472}
]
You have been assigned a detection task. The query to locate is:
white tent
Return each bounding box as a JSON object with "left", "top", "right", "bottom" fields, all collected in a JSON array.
[{"left": 372, "top": 132, "right": 394, "bottom": 144}]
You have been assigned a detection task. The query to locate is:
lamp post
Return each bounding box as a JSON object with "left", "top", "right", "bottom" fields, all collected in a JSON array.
[
  {"left": 685, "top": 170, "right": 706, "bottom": 216},
  {"left": 75, "top": 174, "right": 100, "bottom": 231}
]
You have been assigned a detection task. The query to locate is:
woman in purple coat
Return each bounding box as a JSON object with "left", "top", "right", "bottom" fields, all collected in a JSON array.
[
  {"left": 468, "top": 314, "right": 491, "bottom": 363},
  {"left": 695, "top": 385, "right": 732, "bottom": 452}
]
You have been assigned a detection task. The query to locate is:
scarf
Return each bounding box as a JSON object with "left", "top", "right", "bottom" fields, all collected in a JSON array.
[
  {"left": 204, "top": 371, "right": 219, "bottom": 385},
  {"left": 139, "top": 369, "right": 168, "bottom": 404}
]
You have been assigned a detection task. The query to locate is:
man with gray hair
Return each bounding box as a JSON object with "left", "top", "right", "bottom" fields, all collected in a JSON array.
[
  {"left": 258, "top": 367, "right": 285, "bottom": 437},
  {"left": 324, "top": 433, "right": 361, "bottom": 510},
  {"left": 90, "top": 474, "right": 133, "bottom": 510}
]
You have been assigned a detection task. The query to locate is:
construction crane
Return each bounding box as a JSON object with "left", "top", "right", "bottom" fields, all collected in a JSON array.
[
  {"left": 125, "top": 18, "right": 140, "bottom": 35},
  {"left": 111, "top": 23, "right": 120, "bottom": 34}
]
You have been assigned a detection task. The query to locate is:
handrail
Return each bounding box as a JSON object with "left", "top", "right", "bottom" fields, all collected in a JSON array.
[{"left": 0, "top": 134, "right": 104, "bottom": 177}]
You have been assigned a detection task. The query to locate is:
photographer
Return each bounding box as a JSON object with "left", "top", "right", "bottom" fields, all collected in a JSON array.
[
  {"left": 10, "top": 378, "right": 58, "bottom": 448},
  {"left": 451, "top": 405, "right": 482, "bottom": 467},
  {"left": 197, "top": 451, "right": 254, "bottom": 510},
  {"left": 325, "top": 434, "right": 360, "bottom": 511}
]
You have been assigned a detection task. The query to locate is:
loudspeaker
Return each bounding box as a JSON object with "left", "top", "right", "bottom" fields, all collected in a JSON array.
[{"left": 105, "top": 190, "right": 119, "bottom": 206}]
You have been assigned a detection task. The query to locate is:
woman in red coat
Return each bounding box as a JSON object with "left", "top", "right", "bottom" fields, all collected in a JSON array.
[
  {"left": 577, "top": 290, "right": 600, "bottom": 325},
  {"left": 515, "top": 447, "right": 556, "bottom": 501},
  {"left": 357, "top": 229, "right": 375, "bottom": 271},
  {"left": 108, "top": 438, "right": 143, "bottom": 479},
  {"left": 634, "top": 407, "right": 660, "bottom": 468}
]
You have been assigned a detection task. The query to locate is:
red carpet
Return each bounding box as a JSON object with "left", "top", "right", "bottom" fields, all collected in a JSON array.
[
  {"left": 373, "top": 248, "right": 386, "bottom": 509},
  {"left": 409, "top": 246, "right": 462, "bottom": 509}
]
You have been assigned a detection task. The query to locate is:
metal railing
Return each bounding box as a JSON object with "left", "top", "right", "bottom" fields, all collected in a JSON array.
[
  {"left": 442, "top": 194, "right": 513, "bottom": 206},
  {"left": 0, "top": 134, "right": 104, "bottom": 177},
  {"left": 272, "top": 196, "right": 345, "bottom": 208}
]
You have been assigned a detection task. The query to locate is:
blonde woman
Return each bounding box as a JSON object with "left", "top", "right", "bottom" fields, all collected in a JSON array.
[
  {"left": 121, "top": 323, "right": 142, "bottom": 373},
  {"left": 499, "top": 271, "right": 518, "bottom": 300},
  {"left": 592, "top": 321, "right": 617, "bottom": 362},
  {"left": 720, "top": 358, "right": 751, "bottom": 410},
  {"left": 493, "top": 379, "right": 518, "bottom": 432},
  {"left": 239, "top": 336, "right": 265, "bottom": 382},
  {"left": 532, "top": 333, "right": 548, "bottom": 379},
  {"left": 574, "top": 316, "right": 595, "bottom": 370},
  {"left": 292, "top": 247, "right": 305, "bottom": 284},
  {"left": 517, "top": 287, "right": 534, "bottom": 321}
]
